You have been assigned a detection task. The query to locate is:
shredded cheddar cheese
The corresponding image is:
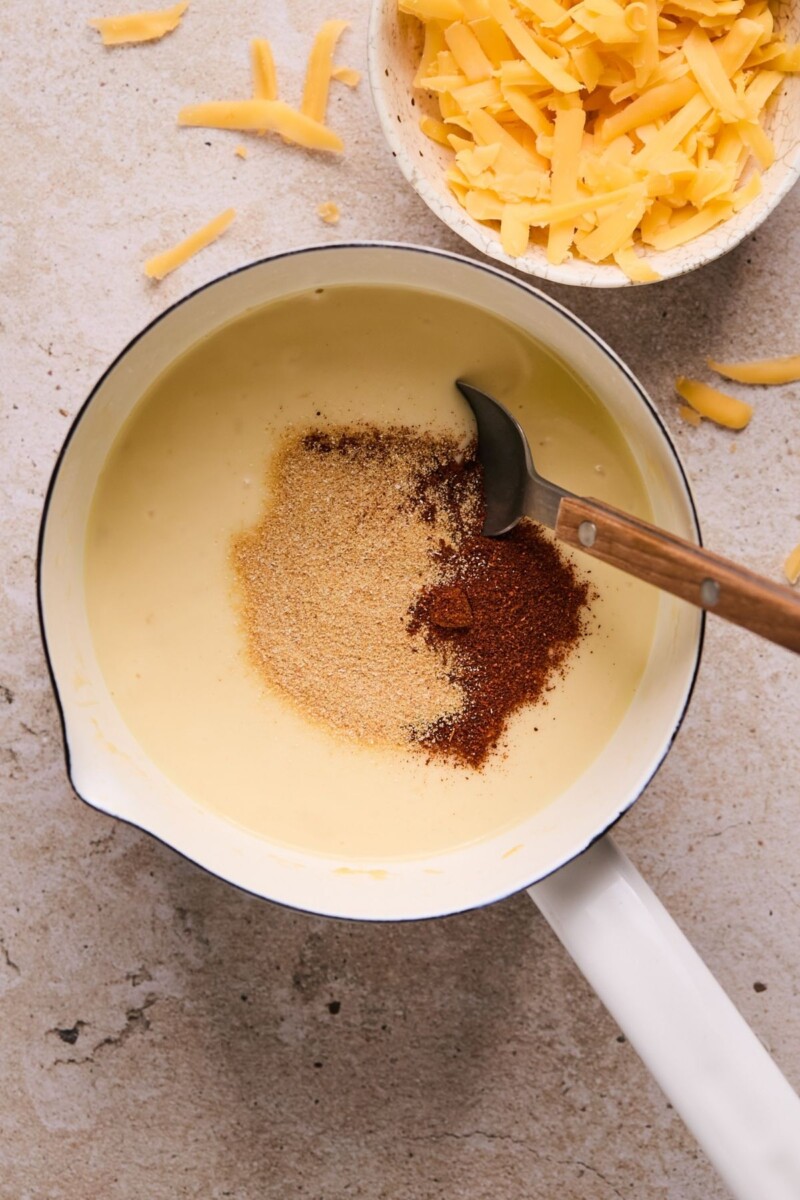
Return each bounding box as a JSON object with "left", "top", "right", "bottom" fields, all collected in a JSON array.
[
  {"left": 406, "top": 0, "right": 796, "bottom": 278},
  {"left": 144, "top": 209, "right": 235, "bottom": 280},
  {"left": 332, "top": 65, "right": 361, "bottom": 87},
  {"left": 178, "top": 100, "right": 343, "bottom": 152},
  {"left": 785, "top": 543, "right": 800, "bottom": 586},
  {"left": 317, "top": 200, "right": 341, "bottom": 223},
  {"left": 179, "top": 24, "right": 355, "bottom": 158},
  {"left": 708, "top": 353, "right": 800, "bottom": 385},
  {"left": 677, "top": 403, "right": 702, "bottom": 427},
  {"left": 234, "top": 144, "right": 249, "bottom": 158},
  {"left": 89, "top": 0, "right": 188, "bottom": 44},
  {"left": 675, "top": 376, "right": 753, "bottom": 430},
  {"left": 302, "top": 20, "right": 350, "bottom": 123},
  {"left": 251, "top": 38, "right": 278, "bottom": 101}
]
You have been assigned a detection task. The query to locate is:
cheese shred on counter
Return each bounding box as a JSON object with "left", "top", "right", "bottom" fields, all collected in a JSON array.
[
  {"left": 175, "top": 22, "right": 352, "bottom": 154},
  {"left": 708, "top": 353, "right": 800, "bottom": 384},
  {"left": 144, "top": 208, "right": 236, "bottom": 280},
  {"left": 89, "top": 0, "right": 188, "bottom": 44},
  {"left": 785, "top": 543, "right": 800, "bottom": 586},
  {"left": 405, "top": 0, "right": 797, "bottom": 279},
  {"left": 675, "top": 376, "right": 753, "bottom": 429}
]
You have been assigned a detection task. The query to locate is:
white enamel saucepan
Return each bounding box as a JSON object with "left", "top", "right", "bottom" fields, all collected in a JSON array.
[{"left": 38, "top": 244, "right": 800, "bottom": 1198}]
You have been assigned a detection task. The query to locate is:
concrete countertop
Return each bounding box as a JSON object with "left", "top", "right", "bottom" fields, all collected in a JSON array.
[{"left": 1, "top": 2, "right": 798, "bottom": 1197}]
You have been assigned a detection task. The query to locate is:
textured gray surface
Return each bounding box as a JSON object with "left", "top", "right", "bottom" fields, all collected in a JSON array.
[{"left": 1, "top": 3, "right": 799, "bottom": 1198}]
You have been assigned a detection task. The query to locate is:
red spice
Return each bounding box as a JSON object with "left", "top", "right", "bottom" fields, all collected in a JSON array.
[
  {"left": 408, "top": 457, "right": 591, "bottom": 769},
  {"left": 428, "top": 585, "right": 473, "bottom": 629},
  {"left": 408, "top": 453, "right": 483, "bottom": 531}
]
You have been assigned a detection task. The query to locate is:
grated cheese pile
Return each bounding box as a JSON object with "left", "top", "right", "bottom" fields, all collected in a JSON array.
[{"left": 405, "top": 0, "right": 798, "bottom": 279}]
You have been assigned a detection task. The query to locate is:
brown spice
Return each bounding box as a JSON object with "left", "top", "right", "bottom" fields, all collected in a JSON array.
[
  {"left": 233, "top": 422, "right": 591, "bottom": 769},
  {"left": 232, "top": 425, "right": 475, "bottom": 746},
  {"left": 409, "top": 522, "right": 591, "bottom": 768},
  {"left": 428, "top": 585, "right": 473, "bottom": 629}
]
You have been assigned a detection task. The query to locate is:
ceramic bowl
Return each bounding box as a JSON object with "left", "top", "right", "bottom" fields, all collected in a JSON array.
[{"left": 367, "top": 0, "right": 800, "bottom": 287}]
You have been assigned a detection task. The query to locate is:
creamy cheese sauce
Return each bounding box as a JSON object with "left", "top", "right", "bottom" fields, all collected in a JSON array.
[{"left": 85, "top": 286, "right": 658, "bottom": 859}]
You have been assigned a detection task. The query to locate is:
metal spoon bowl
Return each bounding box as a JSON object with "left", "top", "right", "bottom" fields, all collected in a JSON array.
[{"left": 458, "top": 380, "right": 800, "bottom": 654}]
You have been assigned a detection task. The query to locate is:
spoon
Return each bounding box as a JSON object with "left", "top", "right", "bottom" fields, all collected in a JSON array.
[{"left": 457, "top": 381, "right": 800, "bottom": 654}]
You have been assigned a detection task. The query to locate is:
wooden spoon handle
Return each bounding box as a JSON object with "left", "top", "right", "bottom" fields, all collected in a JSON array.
[{"left": 556, "top": 495, "right": 800, "bottom": 654}]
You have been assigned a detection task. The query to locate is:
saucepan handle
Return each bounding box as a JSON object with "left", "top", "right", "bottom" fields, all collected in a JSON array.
[{"left": 529, "top": 835, "right": 800, "bottom": 1200}]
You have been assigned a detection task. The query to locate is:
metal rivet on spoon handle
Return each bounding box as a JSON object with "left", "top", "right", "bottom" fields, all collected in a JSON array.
[
  {"left": 578, "top": 521, "right": 597, "bottom": 548},
  {"left": 457, "top": 381, "right": 800, "bottom": 654}
]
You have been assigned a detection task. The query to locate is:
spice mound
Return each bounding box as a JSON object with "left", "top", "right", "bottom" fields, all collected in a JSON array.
[{"left": 233, "top": 424, "right": 591, "bottom": 768}]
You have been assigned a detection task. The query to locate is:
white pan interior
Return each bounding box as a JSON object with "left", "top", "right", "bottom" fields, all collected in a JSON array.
[{"left": 39, "top": 243, "right": 702, "bottom": 920}]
